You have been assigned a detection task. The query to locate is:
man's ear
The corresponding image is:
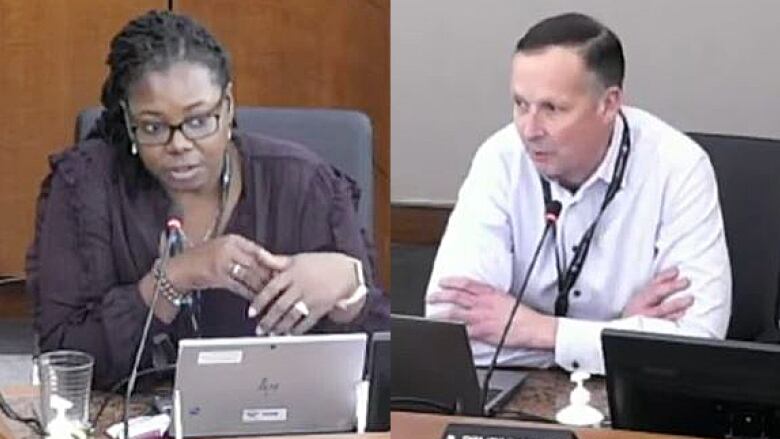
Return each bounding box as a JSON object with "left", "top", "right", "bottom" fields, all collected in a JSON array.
[{"left": 599, "top": 85, "right": 623, "bottom": 123}]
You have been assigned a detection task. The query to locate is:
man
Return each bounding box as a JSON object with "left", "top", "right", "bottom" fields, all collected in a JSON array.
[{"left": 425, "top": 12, "right": 731, "bottom": 374}]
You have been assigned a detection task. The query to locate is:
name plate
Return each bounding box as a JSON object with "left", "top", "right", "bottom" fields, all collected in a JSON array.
[{"left": 442, "top": 423, "right": 578, "bottom": 439}]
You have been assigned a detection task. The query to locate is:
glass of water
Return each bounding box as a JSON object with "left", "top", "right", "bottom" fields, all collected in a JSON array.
[{"left": 38, "top": 350, "right": 94, "bottom": 430}]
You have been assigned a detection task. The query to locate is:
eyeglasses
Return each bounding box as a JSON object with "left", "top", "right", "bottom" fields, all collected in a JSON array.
[{"left": 121, "top": 94, "right": 227, "bottom": 146}]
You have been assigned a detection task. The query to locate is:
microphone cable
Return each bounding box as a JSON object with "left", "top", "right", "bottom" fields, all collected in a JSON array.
[
  {"left": 123, "top": 218, "right": 183, "bottom": 439},
  {"left": 480, "top": 201, "right": 562, "bottom": 416}
]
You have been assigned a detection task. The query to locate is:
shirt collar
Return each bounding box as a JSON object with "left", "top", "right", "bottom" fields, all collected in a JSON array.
[
  {"left": 540, "top": 111, "right": 630, "bottom": 202},
  {"left": 592, "top": 112, "right": 626, "bottom": 187}
]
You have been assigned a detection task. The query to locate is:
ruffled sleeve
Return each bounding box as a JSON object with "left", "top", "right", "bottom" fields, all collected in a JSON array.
[
  {"left": 26, "top": 145, "right": 155, "bottom": 389},
  {"left": 297, "top": 164, "right": 390, "bottom": 333}
]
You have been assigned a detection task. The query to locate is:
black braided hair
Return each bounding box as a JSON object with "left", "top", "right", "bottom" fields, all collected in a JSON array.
[{"left": 88, "top": 10, "right": 232, "bottom": 186}]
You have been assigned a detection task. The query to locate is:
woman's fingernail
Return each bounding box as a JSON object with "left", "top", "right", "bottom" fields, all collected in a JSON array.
[
  {"left": 294, "top": 301, "right": 310, "bottom": 317},
  {"left": 247, "top": 306, "right": 258, "bottom": 318}
]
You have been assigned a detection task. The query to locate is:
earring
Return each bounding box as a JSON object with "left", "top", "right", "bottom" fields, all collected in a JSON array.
[
  {"left": 131, "top": 142, "right": 138, "bottom": 156},
  {"left": 228, "top": 128, "right": 233, "bottom": 141},
  {"left": 221, "top": 148, "right": 231, "bottom": 190}
]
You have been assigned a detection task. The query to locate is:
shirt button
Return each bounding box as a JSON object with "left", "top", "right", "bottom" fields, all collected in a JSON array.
[
  {"left": 572, "top": 360, "right": 580, "bottom": 369},
  {"left": 572, "top": 245, "right": 579, "bottom": 253},
  {"left": 573, "top": 290, "right": 581, "bottom": 298}
]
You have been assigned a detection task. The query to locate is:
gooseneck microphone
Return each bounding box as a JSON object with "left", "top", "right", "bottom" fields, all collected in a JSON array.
[
  {"left": 480, "top": 200, "right": 561, "bottom": 416},
  {"left": 123, "top": 216, "right": 184, "bottom": 439},
  {"left": 166, "top": 217, "right": 185, "bottom": 258}
]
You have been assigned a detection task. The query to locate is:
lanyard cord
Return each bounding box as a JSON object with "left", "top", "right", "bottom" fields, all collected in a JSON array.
[{"left": 540, "top": 111, "right": 631, "bottom": 316}]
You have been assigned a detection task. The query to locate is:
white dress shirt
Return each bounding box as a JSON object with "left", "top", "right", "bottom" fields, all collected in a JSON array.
[{"left": 425, "top": 106, "right": 731, "bottom": 374}]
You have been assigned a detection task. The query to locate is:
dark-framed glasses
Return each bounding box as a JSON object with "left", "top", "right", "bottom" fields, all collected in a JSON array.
[{"left": 120, "top": 94, "right": 227, "bottom": 146}]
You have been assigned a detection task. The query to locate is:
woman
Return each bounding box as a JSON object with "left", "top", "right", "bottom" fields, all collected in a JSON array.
[{"left": 27, "top": 10, "right": 388, "bottom": 389}]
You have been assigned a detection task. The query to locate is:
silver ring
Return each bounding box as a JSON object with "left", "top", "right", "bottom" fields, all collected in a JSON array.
[
  {"left": 230, "top": 263, "right": 244, "bottom": 279},
  {"left": 294, "top": 301, "right": 310, "bottom": 317}
]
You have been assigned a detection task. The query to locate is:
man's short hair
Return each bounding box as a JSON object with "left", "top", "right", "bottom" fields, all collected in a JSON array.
[{"left": 515, "top": 13, "right": 625, "bottom": 89}]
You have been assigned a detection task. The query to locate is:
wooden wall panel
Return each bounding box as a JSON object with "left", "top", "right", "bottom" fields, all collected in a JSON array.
[
  {"left": 177, "top": 0, "right": 391, "bottom": 288},
  {"left": 0, "top": 1, "right": 166, "bottom": 275},
  {"left": 391, "top": 204, "right": 453, "bottom": 245}
]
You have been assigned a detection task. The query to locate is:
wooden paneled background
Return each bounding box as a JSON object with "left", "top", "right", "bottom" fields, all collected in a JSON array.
[
  {"left": 179, "top": 0, "right": 391, "bottom": 287},
  {"left": 0, "top": 0, "right": 165, "bottom": 275},
  {"left": 0, "top": 1, "right": 390, "bottom": 288}
]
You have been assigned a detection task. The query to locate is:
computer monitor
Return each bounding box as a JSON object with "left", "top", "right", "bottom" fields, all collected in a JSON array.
[
  {"left": 366, "top": 331, "right": 390, "bottom": 431},
  {"left": 603, "top": 328, "right": 780, "bottom": 438},
  {"left": 391, "top": 314, "right": 526, "bottom": 416}
]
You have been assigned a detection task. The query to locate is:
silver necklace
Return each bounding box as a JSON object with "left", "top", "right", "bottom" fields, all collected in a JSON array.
[{"left": 182, "top": 148, "right": 232, "bottom": 246}]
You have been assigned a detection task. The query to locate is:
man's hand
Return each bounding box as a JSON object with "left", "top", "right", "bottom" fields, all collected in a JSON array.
[
  {"left": 427, "top": 276, "right": 557, "bottom": 349},
  {"left": 622, "top": 267, "right": 693, "bottom": 320}
]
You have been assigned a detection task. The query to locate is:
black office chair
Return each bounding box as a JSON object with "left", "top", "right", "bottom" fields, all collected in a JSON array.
[
  {"left": 75, "top": 106, "right": 374, "bottom": 234},
  {"left": 0, "top": 276, "right": 34, "bottom": 354},
  {"left": 0, "top": 276, "right": 35, "bottom": 386},
  {"left": 689, "top": 132, "right": 780, "bottom": 341}
]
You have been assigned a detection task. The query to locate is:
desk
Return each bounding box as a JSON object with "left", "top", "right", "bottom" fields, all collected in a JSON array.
[
  {"left": 0, "top": 370, "right": 596, "bottom": 439},
  {"left": 391, "top": 411, "right": 696, "bottom": 439},
  {"left": 392, "top": 369, "right": 700, "bottom": 439},
  {"left": 500, "top": 369, "right": 608, "bottom": 421},
  {"left": 1, "top": 370, "right": 686, "bottom": 439},
  {"left": 0, "top": 385, "right": 387, "bottom": 439}
]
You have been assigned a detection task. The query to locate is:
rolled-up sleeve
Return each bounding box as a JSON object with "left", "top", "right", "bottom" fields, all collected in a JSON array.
[{"left": 425, "top": 140, "right": 515, "bottom": 317}]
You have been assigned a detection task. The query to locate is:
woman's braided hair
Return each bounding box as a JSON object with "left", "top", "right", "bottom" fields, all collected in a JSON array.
[{"left": 88, "top": 10, "right": 232, "bottom": 182}]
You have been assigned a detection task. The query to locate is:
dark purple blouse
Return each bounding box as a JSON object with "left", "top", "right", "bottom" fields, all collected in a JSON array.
[{"left": 26, "top": 131, "right": 389, "bottom": 388}]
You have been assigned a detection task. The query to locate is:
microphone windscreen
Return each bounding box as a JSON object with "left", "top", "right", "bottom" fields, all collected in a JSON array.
[
  {"left": 546, "top": 200, "right": 562, "bottom": 216},
  {"left": 167, "top": 217, "right": 183, "bottom": 231},
  {"left": 545, "top": 200, "right": 562, "bottom": 223},
  {"left": 167, "top": 203, "right": 184, "bottom": 230}
]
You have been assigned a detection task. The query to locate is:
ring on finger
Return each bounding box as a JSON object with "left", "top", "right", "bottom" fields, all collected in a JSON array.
[
  {"left": 294, "top": 301, "right": 310, "bottom": 317},
  {"left": 230, "top": 263, "right": 245, "bottom": 280}
]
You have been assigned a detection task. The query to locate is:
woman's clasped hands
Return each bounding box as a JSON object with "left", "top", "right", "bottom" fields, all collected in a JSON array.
[{"left": 165, "top": 234, "right": 362, "bottom": 335}]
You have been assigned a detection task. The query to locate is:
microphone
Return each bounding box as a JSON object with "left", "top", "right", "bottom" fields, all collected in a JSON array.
[
  {"left": 123, "top": 214, "right": 184, "bottom": 439},
  {"left": 165, "top": 217, "right": 184, "bottom": 258},
  {"left": 480, "top": 200, "right": 561, "bottom": 416}
]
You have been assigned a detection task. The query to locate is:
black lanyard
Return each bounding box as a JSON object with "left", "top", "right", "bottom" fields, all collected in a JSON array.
[{"left": 540, "top": 111, "right": 631, "bottom": 317}]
